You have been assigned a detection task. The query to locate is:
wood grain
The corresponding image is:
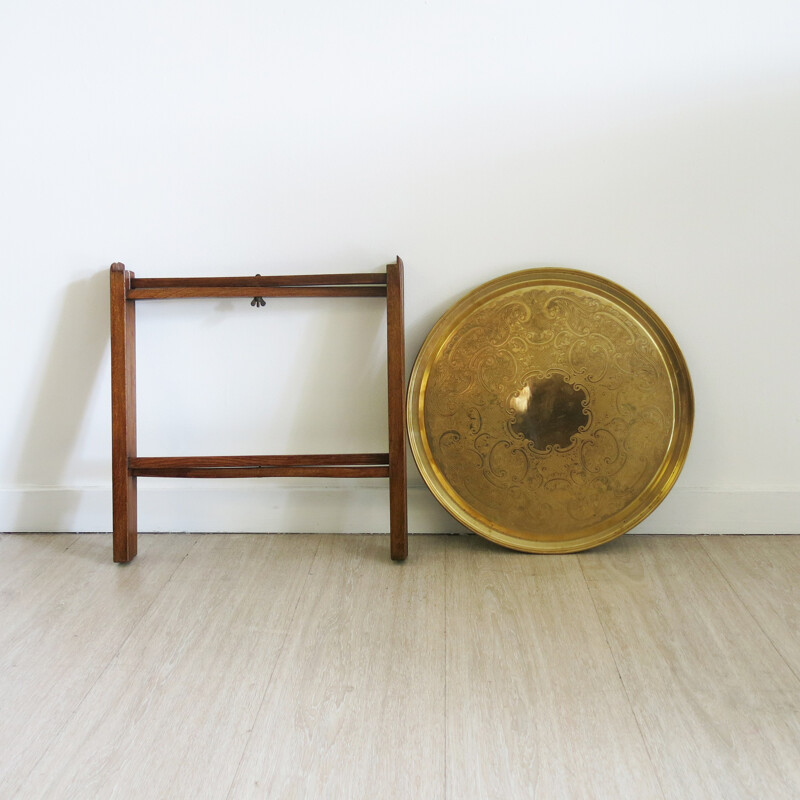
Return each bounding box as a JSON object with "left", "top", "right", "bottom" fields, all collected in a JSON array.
[
  {"left": 130, "top": 465, "right": 390, "bottom": 479},
  {"left": 22, "top": 534, "right": 319, "bottom": 800},
  {"left": 700, "top": 535, "right": 800, "bottom": 679},
  {"left": 130, "top": 453, "right": 392, "bottom": 478},
  {"left": 0, "top": 533, "right": 78, "bottom": 590},
  {"left": 386, "top": 257, "right": 408, "bottom": 560},
  {"left": 130, "top": 453, "right": 390, "bottom": 469},
  {"left": 582, "top": 535, "right": 800, "bottom": 800},
  {"left": 110, "top": 263, "right": 137, "bottom": 562},
  {"left": 225, "top": 535, "right": 445, "bottom": 799},
  {"left": 7, "top": 533, "right": 798, "bottom": 800},
  {"left": 109, "top": 259, "right": 406, "bottom": 561},
  {"left": 127, "top": 286, "right": 387, "bottom": 299},
  {"left": 445, "top": 535, "right": 663, "bottom": 800},
  {"left": 0, "top": 534, "right": 194, "bottom": 798},
  {"left": 131, "top": 273, "right": 388, "bottom": 288}
]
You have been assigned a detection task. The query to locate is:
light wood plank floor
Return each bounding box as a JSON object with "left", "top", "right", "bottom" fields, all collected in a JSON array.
[{"left": 1, "top": 533, "right": 798, "bottom": 799}]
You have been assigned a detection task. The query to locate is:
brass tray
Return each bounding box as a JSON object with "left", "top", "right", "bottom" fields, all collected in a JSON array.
[{"left": 407, "top": 268, "right": 693, "bottom": 552}]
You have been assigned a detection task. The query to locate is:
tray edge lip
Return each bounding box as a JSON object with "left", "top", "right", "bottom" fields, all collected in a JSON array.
[{"left": 406, "top": 266, "right": 695, "bottom": 553}]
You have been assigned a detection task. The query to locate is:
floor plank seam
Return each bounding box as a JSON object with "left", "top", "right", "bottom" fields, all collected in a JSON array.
[
  {"left": 14, "top": 535, "right": 201, "bottom": 796},
  {"left": 104, "top": 535, "right": 201, "bottom": 666},
  {"left": 1, "top": 533, "right": 79, "bottom": 590},
  {"left": 7, "top": 534, "right": 798, "bottom": 799},
  {"left": 697, "top": 537, "right": 800, "bottom": 687},
  {"left": 222, "top": 536, "right": 323, "bottom": 800},
  {"left": 578, "top": 557, "right": 668, "bottom": 800}
]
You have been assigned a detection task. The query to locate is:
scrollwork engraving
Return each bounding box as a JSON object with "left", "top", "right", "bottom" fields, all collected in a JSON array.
[{"left": 422, "top": 285, "right": 674, "bottom": 539}]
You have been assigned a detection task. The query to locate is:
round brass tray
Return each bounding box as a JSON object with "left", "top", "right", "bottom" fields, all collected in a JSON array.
[{"left": 407, "top": 268, "right": 693, "bottom": 553}]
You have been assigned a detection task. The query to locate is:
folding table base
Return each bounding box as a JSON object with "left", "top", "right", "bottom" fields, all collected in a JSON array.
[{"left": 110, "top": 259, "right": 408, "bottom": 562}]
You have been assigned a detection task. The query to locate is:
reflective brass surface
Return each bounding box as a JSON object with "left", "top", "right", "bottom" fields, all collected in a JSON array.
[{"left": 407, "top": 268, "right": 693, "bottom": 552}]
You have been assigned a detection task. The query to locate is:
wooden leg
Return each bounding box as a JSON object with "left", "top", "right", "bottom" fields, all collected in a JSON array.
[
  {"left": 386, "top": 257, "right": 408, "bottom": 561},
  {"left": 110, "top": 264, "right": 138, "bottom": 562}
]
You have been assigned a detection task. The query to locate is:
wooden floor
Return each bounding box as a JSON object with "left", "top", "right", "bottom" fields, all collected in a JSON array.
[{"left": 1, "top": 534, "right": 798, "bottom": 799}]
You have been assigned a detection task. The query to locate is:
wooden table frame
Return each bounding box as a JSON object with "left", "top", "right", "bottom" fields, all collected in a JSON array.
[{"left": 110, "top": 258, "right": 408, "bottom": 562}]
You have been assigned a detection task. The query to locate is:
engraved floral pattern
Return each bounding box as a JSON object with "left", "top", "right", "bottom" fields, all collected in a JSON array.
[{"left": 422, "top": 287, "right": 674, "bottom": 539}]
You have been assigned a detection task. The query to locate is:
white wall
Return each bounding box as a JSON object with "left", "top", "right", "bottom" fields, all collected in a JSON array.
[{"left": 2, "top": 0, "right": 799, "bottom": 534}]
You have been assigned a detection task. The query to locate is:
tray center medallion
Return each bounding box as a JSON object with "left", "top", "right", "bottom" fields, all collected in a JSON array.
[{"left": 510, "top": 374, "right": 588, "bottom": 451}]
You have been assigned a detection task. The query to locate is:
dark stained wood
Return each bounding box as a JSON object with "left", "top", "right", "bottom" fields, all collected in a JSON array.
[
  {"left": 131, "top": 466, "right": 390, "bottom": 479},
  {"left": 128, "top": 286, "right": 387, "bottom": 300},
  {"left": 131, "top": 454, "right": 390, "bottom": 469},
  {"left": 132, "top": 273, "right": 387, "bottom": 288},
  {"left": 110, "top": 263, "right": 138, "bottom": 562},
  {"left": 109, "top": 259, "right": 408, "bottom": 561},
  {"left": 386, "top": 257, "right": 409, "bottom": 561}
]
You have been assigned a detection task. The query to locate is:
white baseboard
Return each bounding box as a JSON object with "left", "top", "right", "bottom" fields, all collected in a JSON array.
[{"left": 1, "top": 485, "right": 799, "bottom": 535}]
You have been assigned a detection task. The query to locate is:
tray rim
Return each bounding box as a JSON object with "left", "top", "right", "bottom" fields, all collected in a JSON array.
[{"left": 407, "top": 267, "right": 694, "bottom": 553}]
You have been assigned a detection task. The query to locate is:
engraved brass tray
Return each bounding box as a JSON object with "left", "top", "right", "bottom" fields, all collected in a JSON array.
[{"left": 407, "top": 268, "right": 693, "bottom": 552}]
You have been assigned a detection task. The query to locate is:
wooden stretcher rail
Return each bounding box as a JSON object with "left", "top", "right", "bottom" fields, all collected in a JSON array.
[
  {"left": 132, "top": 466, "right": 390, "bottom": 479},
  {"left": 131, "top": 273, "right": 388, "bottom": 289},
  {"left": 130, "top": 454, "right": 390, "bottom": 469},
  {"left": 128, "top": 286, "right": 387, "bottom": 299}
]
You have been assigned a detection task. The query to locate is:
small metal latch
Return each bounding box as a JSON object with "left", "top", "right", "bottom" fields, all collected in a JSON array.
[{"left": 251, "top": 274, "right": 266, "bottom": 307}]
